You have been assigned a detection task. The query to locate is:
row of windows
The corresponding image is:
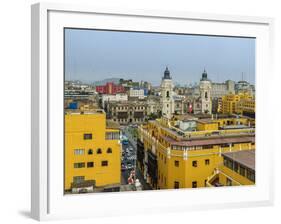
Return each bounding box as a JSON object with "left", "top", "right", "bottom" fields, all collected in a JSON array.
[
  {"left": 74, "top": 148, "right": 112, "bottom": 155},
  {"left": 191, "top": 159, "right": 210, "bottom": 167},
  {"left": 114, "top": 106, "right": 146, "bottom": 110},
  {"left": 224, "top": 157, "right": 255, "bottom": 182},
  {"left": 157, "top": 149, "right": 211, "bottom": 167},
  {"left": 157, "top": 155, "right": 210, "bottom": 167},
  {"left": 113, "top": 118, "right": 144, "bottom": 122},
  {"left": 84, "top": 133, "right": 120, "bottom": 140},
  {"left": 157, "top": 172, "right": 201, "bottom": 189},
  {"left": 171, "top": 143, "right": 253, "bottom": 151},
  {"left": 174, "top": 181, "right": 198, "bottom": 189},
  {"left": 74, "top": 161, "right": 108, "bottom": 168}
]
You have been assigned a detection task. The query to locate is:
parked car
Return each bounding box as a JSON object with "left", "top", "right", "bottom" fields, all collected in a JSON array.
[
  {"left": 127, "top": 163, "right": 134, "bottom": 170},
  {"left": 121, "top": 163, "right": 126, "bottom": 171}
]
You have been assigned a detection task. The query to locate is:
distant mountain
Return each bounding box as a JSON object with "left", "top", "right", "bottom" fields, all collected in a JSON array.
[{"left": 92, "top": 78, "right": 121, "bottom": 86}]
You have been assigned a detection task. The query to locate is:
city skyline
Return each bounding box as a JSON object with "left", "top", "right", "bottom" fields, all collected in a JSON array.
[{"left": 65, "top": 29, "right": 255, "bottom": 85}]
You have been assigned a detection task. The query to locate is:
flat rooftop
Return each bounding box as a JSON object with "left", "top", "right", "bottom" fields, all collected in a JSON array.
[
  {"left": 162, "top": 135, "right": 255, "bottom": 148},
  {"left": 222, "top": 150, "right": 255, "bottom": 170},
  {"left": 65, "top": 109, "right": 105, "bottom": 115}
]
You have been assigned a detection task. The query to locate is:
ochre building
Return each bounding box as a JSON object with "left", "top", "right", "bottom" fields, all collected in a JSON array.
[{"left": 65, "top": 110, "right": 121, "bottom": 193}]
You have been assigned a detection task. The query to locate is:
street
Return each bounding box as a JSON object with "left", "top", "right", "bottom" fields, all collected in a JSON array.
[{"left": 121, "top": 126, "right": 152, "bottom": 190}]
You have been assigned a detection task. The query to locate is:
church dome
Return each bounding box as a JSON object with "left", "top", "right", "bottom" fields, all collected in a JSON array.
[
  {"left": 201, "top": 69, "right": 208, "bottom": 81},
  {"left": 163, "top": 66, "right": 172, "bottom": 80}
]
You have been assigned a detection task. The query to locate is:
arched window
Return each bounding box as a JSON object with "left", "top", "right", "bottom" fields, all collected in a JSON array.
[
  {"left": 107, "top": 148, "right": 112, "bottom": 153},
  {"left": 166, "top": 91, "right": 170, "bottom": 98},
  {"left": 96, "top": 148, "right": 102, "bottom": 154},
  {"left": 205, "top": 91, "right": 208, "bottom": 99},
  {"left": 88, "top": 149, "right": 93, "bottom": 155}
]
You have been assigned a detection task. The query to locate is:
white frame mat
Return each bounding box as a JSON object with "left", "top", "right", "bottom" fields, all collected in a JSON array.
[{"left": 31, "top": 2, "right": 274, "bottom": 221}]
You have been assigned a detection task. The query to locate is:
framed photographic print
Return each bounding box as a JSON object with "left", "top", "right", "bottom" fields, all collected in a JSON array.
[{"left": 31, "top": 2, "right": 274, "bottom": 221}]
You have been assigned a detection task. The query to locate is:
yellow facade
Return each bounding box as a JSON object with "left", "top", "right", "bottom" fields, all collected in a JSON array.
[
  {"left": 222, "top": 94, "right": 240, "bottom": 114},
  {"left": 197, "top": 121, "right": 218, "bottom": 131},
  {"left": 65, "top": 110, "right": 121, "bottom": 191},
  {"left": 206, "top": 150, "right": 255, "bottom": 187},
  {"left": 222, "top": 92, "right": 254, "bottom": 115},
  {"left": 237, "top": 99, "right": 255, "bottom": 115},
  {"left": 138, "top": 117, "right": 255, "bottom": 189}
]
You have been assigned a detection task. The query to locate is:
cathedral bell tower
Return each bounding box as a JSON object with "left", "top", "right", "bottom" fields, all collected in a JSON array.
[
  {"left": 199, "top": 69, "right": 212, "bottom": 114},
  {"left": 160, "top": 67, "right": 174, "bottom": 119}
]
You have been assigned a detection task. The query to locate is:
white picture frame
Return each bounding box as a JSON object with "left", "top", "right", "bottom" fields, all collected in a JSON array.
[{"left": 31, "top": 2, "right": 274, "bottom": 221}]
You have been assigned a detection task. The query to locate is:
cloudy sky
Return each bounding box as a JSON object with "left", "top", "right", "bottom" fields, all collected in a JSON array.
[{"left": 65, "top": 28, "right": 255, "bottom": 86}]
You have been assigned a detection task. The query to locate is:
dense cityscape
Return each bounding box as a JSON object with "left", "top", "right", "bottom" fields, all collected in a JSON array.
[{"left": 64, "top": 67, "right": 255, "bottom": 193}]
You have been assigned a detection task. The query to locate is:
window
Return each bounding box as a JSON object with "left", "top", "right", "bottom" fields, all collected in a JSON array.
[
  {"left": 74, "top": 149, "right": 84, "bottom": 155},
  {"left": 107, "top": 148, "right": 112, "bottom": 153},
  {"left": 224, "top": 157, "right": 233, "bottom": 169},
  {"left": 226, "top": 178, "right": 232, "bottom": 186},
  {"left": 174, "top": 181, "right": 179, "bottom": 189},
  {"left": 88, "top": 149, "right": 93, "bottom": 155},
  {"left": 174, "top": 160, "right": 179, "bottom": 167},
  {"left": 101, "top": 161, "right": 108, "bottom": 166},
  {"left": 192, "top": 160, "right": 198, "bottom": 167},
  {"left": 106, "top": 132, "right": 120, "bottom": 140},
  {"left": 205, "top": 159, "right": 210, "bottom": 165},
  {"left": 84, "top": 133, "right": 92, "bottom": 140},
  {"left": 96, "top": 148, "right": 102, "bottom": 154},
  {"left": 192, "top": 181, "right": 197, "bottom": 188},
  {"left": 247, "top": 169, "right": 255, "bottom": 182},
  {"left": 87, "top": 162, "right": 94, "bottom": 168},
  {"left": 205, "top": 91, "right": 208, "bottom": 99},
  {"left": 239, "top": 165, "right": 246, "bottom": 176},
  {"left": 234, "top": 162, "right": 239, "bottom": 172},
  {"left": 73, "top": 176, "right": 84, "bottom": 183},
  {"left": 166, "top": 91, "right": 170, "bottom": 98},
  {"left": 74, "top": 162, "right": 85, "bottom": 168}
]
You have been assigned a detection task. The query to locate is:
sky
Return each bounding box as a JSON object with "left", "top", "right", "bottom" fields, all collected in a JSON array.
[{"left": 64, "top": 28, "right": 255, "bottom": 86}]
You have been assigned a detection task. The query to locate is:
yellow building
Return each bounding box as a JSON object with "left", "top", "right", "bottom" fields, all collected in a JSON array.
[
  {"left": 137, "top": 115, "right": 255, "bottom": 189},
  {"left": 222, "top": 92, "right": 254, "bottom": 115},
  {"left": 65, "top": 110, "right": 121, "bottom": 193},
  {"left": 206, "top": 150, "right": 255, "bottom": 187},
  {"left": 221, "top": 94, "right": 240, "bottom": 114},
  {"left": 237, "top": 98, "right": 255, "bottom": 117}
]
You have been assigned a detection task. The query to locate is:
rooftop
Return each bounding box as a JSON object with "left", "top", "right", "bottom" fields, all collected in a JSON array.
[
  {"left": 222, "top": 150, "right": 255, "bottom": 170},
  {"left": 108, "top": 100, "right": 147, "bottom": 106},
  {"left": 162, "top": 135, "right": 255, "bottom": 148},
  {"left": 65, "top": 109, "right": 105, "bottom": 115}
]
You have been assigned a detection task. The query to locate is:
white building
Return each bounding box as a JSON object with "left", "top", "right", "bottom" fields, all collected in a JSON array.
[
  {"left": 129, "top": 88, "right": 145, "bottom": 99},
  {"left": 211, "top": 80, "right": 235, "bottom": 98},
  {"left": 101, "top": 94, "right": 128, "bottom": 108}
]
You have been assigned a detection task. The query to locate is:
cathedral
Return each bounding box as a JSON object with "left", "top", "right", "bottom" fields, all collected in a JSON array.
[{"left": 159, "top": 67, "right": 212, "bottom": 117}]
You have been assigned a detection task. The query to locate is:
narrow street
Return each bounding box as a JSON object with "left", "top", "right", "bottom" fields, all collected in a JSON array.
[{"left": 121, "top": 126, "right": 152, "bottom": 190}]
